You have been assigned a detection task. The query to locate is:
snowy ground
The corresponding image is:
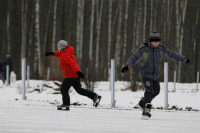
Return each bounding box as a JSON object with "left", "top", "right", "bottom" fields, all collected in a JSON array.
[
  {"left": 0, "top": 80, "right": 200, "bottom": 132},
  {"left": 0, "top": 80, "right": 199, "bottom": 110},
  {"left": 0, "top": 103, "right": 199, "bottom": 133}
]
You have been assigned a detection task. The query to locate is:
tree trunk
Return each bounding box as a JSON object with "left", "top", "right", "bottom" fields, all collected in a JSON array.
[
  {"left": 52, "top": 0, "right": 57, "bottom": 51},
  {"left": 95, "top": 0, "right": 104, "bottom": 71},
  {"left": 7, "top": 0, "right": 10, "bottom": 53},
  {"left": 76, "top": 0, "right": 84, "bottom": 60},
  {"left": 21, "top": 0, "right": 26, "bottom": 58},
  {"left": 122, "top": 0, "right": 129, "bottom": 62},
  {"left": 89, "top": 0, "right": 95, "bottom": 61},
  {"left": 34, "top": 0, "right": 42, "bottom": 78},
  {"left": 107, "top": 0, "right": 112, "bottom": 80},
  {"left": 178, "top": 0, "right": 187, "bottom": 82},
  {"left": 115, "top": 1, "right": 122, "bottom": 80},
  {"left": 143, "top": 0, "right": 146, "bottom": 42}
]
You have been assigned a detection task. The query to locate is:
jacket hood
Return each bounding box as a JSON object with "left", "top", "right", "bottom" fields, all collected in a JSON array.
[{"left": 61, "top": 45, "right": 74, "bottom": 55}]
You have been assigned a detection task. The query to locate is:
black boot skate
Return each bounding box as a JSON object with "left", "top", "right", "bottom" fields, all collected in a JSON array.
[
  {"left": 141, "top": 103, "right": 152, "bottom": 120},
  {"left": 93, "top": 95, "right": 101, "bottom": 107},
  {"left": 57, "top": 104, "right": 70, "bottom": 111}
]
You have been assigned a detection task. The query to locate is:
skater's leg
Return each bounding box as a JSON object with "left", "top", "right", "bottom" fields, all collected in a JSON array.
[
  {"left": 142, "top": 78, "right": 154, "bottom": 105},
  {"left": 152, "top": 79, "right": 160, "bottom": 99},
  {"left": 61, "top": 79, "right": 73, "bottom": 106},
  {"left": 72, "top": 78, "right": 96, "bottom": 100},
  {"left": 0, "top": 73, "right": 5, "bottom": 84}
]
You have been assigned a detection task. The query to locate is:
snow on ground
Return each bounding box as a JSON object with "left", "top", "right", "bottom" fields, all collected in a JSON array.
[
  {"left": 0, "top": 103, "right": 199, "bottom": 133},
  {"left": 0, "top": 80, "right": 200, "bottom": 133},
  {"left": 0, "top": 80, "right": 199, "bottom": 110}
]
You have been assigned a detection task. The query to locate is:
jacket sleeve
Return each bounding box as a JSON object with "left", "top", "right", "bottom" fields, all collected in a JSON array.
[
  {"left": 64, "top": 55, "right": 80, "bottom": 73},
  {"left": 125, "top": 46, "right": 144, "bottom": 68},
  {"left": 160, "top": 45, "right": 185, "bottom": 62},
  {"left": 54, "top": 51, "right": 61, "bottom": 57}
]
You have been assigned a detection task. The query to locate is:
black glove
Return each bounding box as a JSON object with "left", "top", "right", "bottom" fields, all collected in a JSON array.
[
  {"left": 45, "top": 52, "right": 54, "bottom": 56},
  {"left": 121, "top": 66, "right": 129, "bottom": 73},
  {"left": 184, "top": 58, "right": 190, "bottom": 64},
  {"left": 77, "top": 71, "right": 84, "bottom": 79}
]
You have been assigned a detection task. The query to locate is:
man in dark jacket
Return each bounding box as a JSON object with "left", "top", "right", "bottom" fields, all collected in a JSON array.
[
  {"left": 46, "top": 40, "right": 101, "bottom": 110},
  {"left": 4, "top": 53, "right": 13, "bottom": 85},
  {"left": 0, "top": 59, "right": 5, "bottom": 84},
  {"left": 121, "top": 32, "right": 190, "bottom": 118}
]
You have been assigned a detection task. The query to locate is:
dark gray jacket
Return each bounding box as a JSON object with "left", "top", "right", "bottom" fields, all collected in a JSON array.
[{"left": 125, "top": 42, "right": 185, "bottom": 80}]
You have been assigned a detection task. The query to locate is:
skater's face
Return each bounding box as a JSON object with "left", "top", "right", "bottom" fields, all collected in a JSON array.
[
  {"left": 151, "top": 41, "right": 160, "bottom": 47},
  {"left": 58, "top": 47, "right": 62, "bottom": 51},
  {"left": 6, "top": 54, "right": 10, "bottom": 58}
]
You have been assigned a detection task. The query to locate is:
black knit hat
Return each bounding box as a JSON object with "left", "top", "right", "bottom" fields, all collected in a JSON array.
[{"left": 149, "top": 32, "right": 161, "bottom": 42}]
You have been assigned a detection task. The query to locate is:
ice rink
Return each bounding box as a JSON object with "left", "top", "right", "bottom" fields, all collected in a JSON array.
[{"left": 0, "top": 104, "right": 199, "bottom": 133}]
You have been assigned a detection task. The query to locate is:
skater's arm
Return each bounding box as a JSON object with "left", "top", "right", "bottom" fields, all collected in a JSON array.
[
  {"left": 54, "top": 51, "right": 61, "bottom": 57},
  {"left": 160, "top": 45, "right": 186, "bottom": 62},
  {"left": 125, "top": 47, "right": 144, "bottom": 68}
]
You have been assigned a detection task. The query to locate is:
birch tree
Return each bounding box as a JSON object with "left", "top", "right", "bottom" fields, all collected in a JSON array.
[
  {"left": 76, "top": 0, "right": 84, "bottom": 60},
  {"left": 107, "top": 0, "right": 112, "bottom": 80},
  {"left": 21, "top": 0, "right": 27, "bottom": 58},
  {"left": 115, "top": 1, "right": 122, "bottom": 80},
  {"left": 95, "top": 0, "right": 104, "bottom": 70},
  {"left": 122, "top": 0, "right": 129, "bottom": 65},
  {"left": 52, "top": 0, "right": 57, "bottom": 51},
  {"left": 34, "top": 0, "right": 42, "bottom": 77},
  {"left": 178, "top": 0, "right": 187, "bottom": 82},
  {"left": 7, "top": 0, "right": 10, "bottom": 53},
  {"left": 89, "top": 0, "right": 95, "bottom": 61}
]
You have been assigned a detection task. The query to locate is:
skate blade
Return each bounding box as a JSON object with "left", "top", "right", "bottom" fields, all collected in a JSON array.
[
  {"left": 57, "top": 107, "right": 70, "bottom": 111},
  {"left": 141, "top": 115, "right": 149, "bottom": 120}
]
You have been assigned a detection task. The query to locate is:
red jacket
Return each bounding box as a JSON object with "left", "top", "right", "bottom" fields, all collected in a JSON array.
[{"left": 54, "top": 45, "right": 80, "bottom": 78}]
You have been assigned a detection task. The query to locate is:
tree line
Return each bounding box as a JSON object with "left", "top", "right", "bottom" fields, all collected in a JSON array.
[{"left": 0, "top": 0, "right": 199, "bottom": 82}]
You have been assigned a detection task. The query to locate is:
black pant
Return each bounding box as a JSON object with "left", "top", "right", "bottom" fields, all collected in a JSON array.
[
  {"left": 140, "top": 77, "right": 160, "bottom": 107},
  {"left": 61, "top": 78, "right": 96, "bottom": 106},
  {"left": 4, "top": 70, "right": 11, "bottom": 85}
]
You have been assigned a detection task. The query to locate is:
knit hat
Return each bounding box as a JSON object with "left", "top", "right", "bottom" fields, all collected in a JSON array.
[
  {"left": 149, "top": 32, "right": 161, "bottom": 42},
  {"left": 57, "top": 40, "right": 68, "bottom": 50}
]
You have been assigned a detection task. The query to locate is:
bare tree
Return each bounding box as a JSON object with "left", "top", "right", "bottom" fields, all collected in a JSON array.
[
  {"left": 21, "top": 0, "right": 27, "bottom": 58},
  {"left": 7, "top": 0, "right": 11, "bottom": 53},
  {"left": 76, "top": 0, "right": 84, "bottom": 60},
  {"left": 52, "top": 0, "right": 57, "bottom": 51},
  {"left": 178, "top": 0, "right": 187, "bottom": 82},
  {"left": 34, "top": 0, "right": 42, "bottom": 77},
  {"left": 107, "top": 0, "right": 112, "bottom": 80},
  {"left": 95, "top": 0, "right": 104, "bottom": 71},
  {"left": 89, "top": 0, "right": 95, "bottom": 61},
  {"left": 115, "top": 1, "right": 122, "bottom": 80}
]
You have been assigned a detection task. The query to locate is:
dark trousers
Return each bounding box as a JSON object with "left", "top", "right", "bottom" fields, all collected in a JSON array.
[
  {"left": 61, "top": 78, "right": 96, "bottom": 106},
  {"left": 4, "top": 70, "right": 11, "bottom": 85},
  {"left": 139, "top": 77, "right": 160, "bottom": 107},
  {"left": 0, "top": 72, "right": 5, "bottom": 84}
]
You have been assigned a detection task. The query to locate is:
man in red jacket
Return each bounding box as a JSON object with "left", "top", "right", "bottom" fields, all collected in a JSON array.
[{"left": 46, "top": 40, "right": 101, "bottom": 110}]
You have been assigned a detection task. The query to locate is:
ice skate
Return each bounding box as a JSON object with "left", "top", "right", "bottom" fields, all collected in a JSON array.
[
  {"left": 57, "top": 104, "right": 70, "bottom": 111},
  {"left": 141, "top": 103, "right": 152, "bottom": 120},
  {"left": 93, "top": 95, "right": 101, "bottom": 107}
]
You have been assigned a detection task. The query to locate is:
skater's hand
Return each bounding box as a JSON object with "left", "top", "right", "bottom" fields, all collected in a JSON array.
[
  {"left": 121, "top": 66, "right": 129, "bottom": 73},
  {"left": 184, "top": 58, "right": 190, "bottom": 64},
  {"left": 45, "top": 52, "right": 54, "bottom": 56},
  {"left": 77, "top": 71, "right": 84, "bottom": 79}
]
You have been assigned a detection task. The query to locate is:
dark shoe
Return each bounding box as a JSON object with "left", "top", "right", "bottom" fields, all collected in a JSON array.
[
  {"left": 57, "top": 104, "right": 70, "bottom": 111},
  {"left": 93, "top": 95, "right": 101, "bottom": 107},
  {"left": 142, "top": 103, "right": 152, "bottom": 119}
]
